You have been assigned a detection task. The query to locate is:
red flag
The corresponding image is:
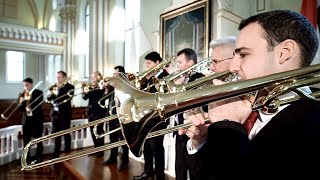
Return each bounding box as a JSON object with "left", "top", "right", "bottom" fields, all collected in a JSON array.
[{"left": 300, "top": 0, "right": 318, "bottom": 28}]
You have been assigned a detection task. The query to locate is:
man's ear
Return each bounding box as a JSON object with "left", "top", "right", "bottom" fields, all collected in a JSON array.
[
  {"left": 188, "top": 59, "right": 195, "bottom": 66},
  {"left": 278, "top": 39, "right": 296, "bottom": 64}
]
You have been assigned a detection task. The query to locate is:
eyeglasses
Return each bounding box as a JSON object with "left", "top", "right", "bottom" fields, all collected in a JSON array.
[{"left": 211, "top": 56, "right": 233, "bottom": 64}]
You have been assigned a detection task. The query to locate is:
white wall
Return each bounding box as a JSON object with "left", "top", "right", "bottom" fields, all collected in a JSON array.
[
  {"left": 108, "top": 0, "right": 126, "bottom": 75},
  {"left": 139, "top": 0, "right": 172, "bottom": 71}
]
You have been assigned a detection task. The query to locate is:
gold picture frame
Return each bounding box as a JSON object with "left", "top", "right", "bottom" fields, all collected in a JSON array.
[{"left": 160, "top": 0, "right": 210, "bottom": 60}]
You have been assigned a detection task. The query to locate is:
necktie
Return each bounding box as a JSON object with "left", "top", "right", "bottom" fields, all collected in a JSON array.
[{"left": 243, "top": 111, "right": 260, "bottom": 134}]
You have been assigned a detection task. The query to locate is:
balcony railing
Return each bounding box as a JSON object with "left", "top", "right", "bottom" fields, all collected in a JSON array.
[{"left": 0, "top": 22, "right": 66, "bottom": 54}]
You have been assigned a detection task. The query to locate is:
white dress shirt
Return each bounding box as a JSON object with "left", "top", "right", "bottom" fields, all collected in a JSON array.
[{"left": 187, "top": 87, "right": 311, "bottom": 154}]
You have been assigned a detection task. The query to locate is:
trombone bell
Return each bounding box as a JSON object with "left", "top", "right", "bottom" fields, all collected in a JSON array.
[{"left": 114, "top": 73, "right": 169, "bottom": 156}]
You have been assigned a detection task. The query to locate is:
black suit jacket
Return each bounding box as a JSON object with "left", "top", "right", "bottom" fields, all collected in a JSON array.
[
  {"left": 140, "top": 69, "right": 170, "bottom": 131},
  {"left": 47, "top": 83, "right": 75, "bottom": 119},
  {"left": 140, "top": 69, "right": 170, "bottom": 93},
  {"left": 186, "top": 99, "right": 320, "bottom": 180},
  {"left": 82, "top": 88, "right": 106, "bottom": 119},
  {"left": 20, "top": 89, "right": 44, "bottom": 124},
  {"left": 174, "top": 72, "right": 204, "bottom": 137},
  {"left": 176, "top": 72, "right": 204, "bottom": 123}
]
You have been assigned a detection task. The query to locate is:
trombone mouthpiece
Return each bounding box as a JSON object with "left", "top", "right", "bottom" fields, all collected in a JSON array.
[{"left": 224, "top": 73, "right": 242, "bottom": 83}]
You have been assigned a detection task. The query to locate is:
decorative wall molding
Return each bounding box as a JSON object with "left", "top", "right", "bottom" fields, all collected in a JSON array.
[
  {"left": 216, "top": 8, "right": 243, "bottom": 25},
  {"left": 164, "top": 0, "right": 196, "bottom": 13},
  {"left": 214, "top": 8, "right": 243, "bottom": 39},
  {"left": 0, "top": 22, "right": 66, "bottom": 54},
  {"left": 222, "top": 0, "right": 234, "bottom": 11}
]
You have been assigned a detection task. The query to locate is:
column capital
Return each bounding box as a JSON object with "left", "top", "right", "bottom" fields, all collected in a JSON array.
[{"left": 59, "top": 5, "right": 76, "bottom": 22}]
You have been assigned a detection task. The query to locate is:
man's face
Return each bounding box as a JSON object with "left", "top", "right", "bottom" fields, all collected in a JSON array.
[
  {"left": 91, "top": 73, "right": 100, "bottom": 83},
  {"left": 56, "top": 73, "right": 65, "bottom": 84},
  {"left": 229, "top": 23, "right": 279, "bottom": 80},
  {"left": 210, "top": 46, "right": 234, "bottom": 73},
  {"left": 176, "top": 53, "right": 194, "bottom": 71},
  {"left": 145, "top": 59, "right": 158, "bottom": 70},
  {"left": 23, "top": 82, "right": 32, "bottom": 91},
  {"left": 113, "top": 68, "right": 119, "bottom": 76}
]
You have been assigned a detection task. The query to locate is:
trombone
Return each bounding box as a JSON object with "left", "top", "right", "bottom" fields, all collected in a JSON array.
[
  {"left": 92, "top": 71, "right": 232, "bottom": 139},
  {"left": 21, "top": 63, "right": 320, "bottom": 170},
  {"left": 163, "top": 56, "right": 212, "bottom": 82},
  {"left": 97, "top": 56, "right": 175, "bottom": 108},
  {"left": 128, "top": 56, "right": 176, "bottom": 89},
  {"left": 165, "top": 71, "right": 231, "bottom": 93},
  {"left": 67, "top": 82, "right": 101, "bottom": 97},
  {"left": 152, "top": 57, "right": 212, "bottom": 92},
  {"left": 21, "top": 114, "right": 200, "bottom": 170},
  {"left": 47, "top": 76, "right": 73, "bottom": 106},
  {"left": 1, "top": 81, "right": 43, "bottom": 120},
  {"left": 95, "top": 56, "right": 176, "bottom": 108},
  {"left": 97, "top": 91, "right": 115, "bottom": 109}
]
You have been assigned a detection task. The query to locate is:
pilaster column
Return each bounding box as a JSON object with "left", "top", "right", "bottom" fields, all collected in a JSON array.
[
  {"left": 89, "top": 0, "right": 125, "bottom": 77},
  {"left": 59, "top": 0, "right": 76, "bottom": 77},
  {"left": 89, "top": 0, "right": 108, "bottom": 76}
]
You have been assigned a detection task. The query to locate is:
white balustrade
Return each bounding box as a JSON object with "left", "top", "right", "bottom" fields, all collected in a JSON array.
[
  {"left": 0, "top": 119, "right": 93, "bottom": 166},
  {"left": 0, "top": 22, "right": 67, "bottom": 55}
]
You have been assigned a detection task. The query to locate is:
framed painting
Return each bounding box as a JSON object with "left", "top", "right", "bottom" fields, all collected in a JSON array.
[{"left": 160, "top": 0, "right": 210, "bottom": 61}]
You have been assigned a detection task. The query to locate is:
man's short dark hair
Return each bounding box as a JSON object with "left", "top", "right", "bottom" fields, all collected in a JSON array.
[
  {"left": 114, "top": 66, "right": 125, "bottom": 73},
  {"left": 239, "top": 10, "right": 318, "bottom": 67},
  {"left": 23, "top": 77, "right": 33, "bottom": 84},
  {"left": 177, "top": 48, "right": 197, "bottom": 64},
  {"left": 144, "top": 51, "right": 162, "bottom": 63},
  {"left": 57, "top": 71, "right": 67, "bottom": 77}
]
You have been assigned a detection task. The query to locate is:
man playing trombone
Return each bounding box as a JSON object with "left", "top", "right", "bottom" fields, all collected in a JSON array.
[
  {"left": 133, "top": 52, "right": 170, "bottom": 180},
  {"left": 173, "top": 48, "right": 204, "bottom": 180},
  {"left": 19, "top": 77, "right": 44, "bottom": 163},
  {"left": 103, "top": 66, "right": 129, "bottom": 171},
  {"left": 82, "top": 71, "right": 106, "bottom": 157},
  {"left": 47, "top": 71, "right": 75, "bottom": 158},
  {"left": 181, "top": 10, "right": 320, "bottom": 180}
]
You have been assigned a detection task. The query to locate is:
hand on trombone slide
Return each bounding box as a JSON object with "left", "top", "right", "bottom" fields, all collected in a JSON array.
[
  {"left": 179, "top": 79, "right": 253, "bottom": 149},
  {"left": 19, "top": 96, "right": 26, "bottom": 104},
  {"left": 178, "top": 107, "right": 209, "bottom": 149}
]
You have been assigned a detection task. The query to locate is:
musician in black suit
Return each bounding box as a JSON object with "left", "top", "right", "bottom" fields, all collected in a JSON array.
[
  {"left": 19, "top": 77, "right": 44, "bottom": 163},
  {"left": 82, "top": 71, "right": 106, "bottom": 157},
  {"left": 176, "top": 37, "right": 236, "bottom": 180},
  {"left": 172, "top": 48, "right": 204, "bottom": 180},
  {"left": 103, "top": 66, "right": 129, "bottom": 171},
  {"left": 181, "top": 10, "right": 320, "bottom": 180},
  {"left": 133, "top": 52, "right": 169, "bottom": 180},
  {"left": 47, "top": 71, "right": 75, "bottom": 158}
]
